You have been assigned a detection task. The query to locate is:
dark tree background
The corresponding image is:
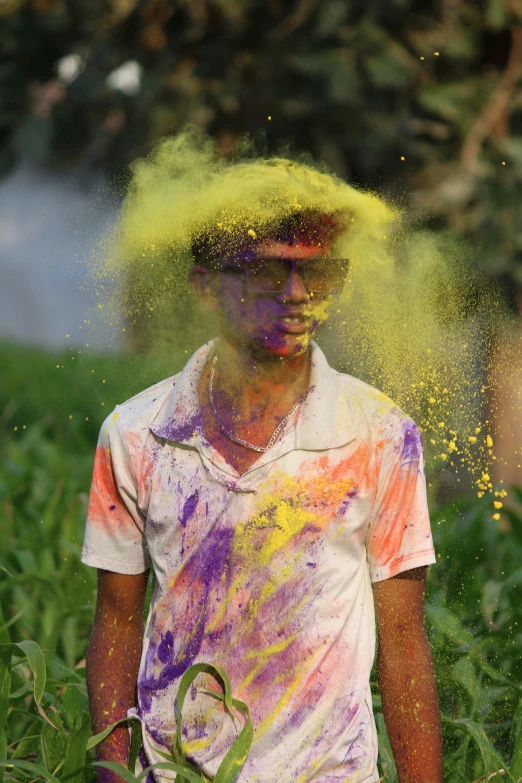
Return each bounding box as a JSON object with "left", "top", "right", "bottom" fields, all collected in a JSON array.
[{"left": 3, "top": 0, "right": 522, "bottom": 293}]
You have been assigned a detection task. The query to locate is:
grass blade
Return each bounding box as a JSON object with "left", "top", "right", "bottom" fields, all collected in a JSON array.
[
  {"left": 0, "top": 641, "right": 59, "bottom": 730},
  {"left": 445, "top": 717, "right": 515, "bottom": 783},
  {"left": 426, "top": 605, "right": 474, "bottom": 646},
  {"left": 172, "top": 663, "right": 253, "bottom": 783},
  {"left": 16, "top": 640, "right": 46, "bottom": 703},
  {"left": 62, "top": 710, "right": 91, "bottom": 783},
  {"left": 137, "top": 756, "right": 208, "bottom": 782},
  {"left": 0, "top": 648, "right": 12, "bottom": 783},
  {"left": 40, "top": 711, "right": 67, "bottom": 774},
  {"left": 86, "top": 716, "right": 139, "bottom": 751},
  {"left": 0, "top": 759, "right": 60, "bottom": 783},
  {"left": 0, "top": 605, "right": 12, "bottom": 646},
  {"left": 199, "top": 689, "right": 254, "bottom": 783},
  {"left": 375, "top": 711, "right": 398, "bottom": 783},
  {"left": 509, "top": 696, "right": 522, "bottom": 779},
  {"left": 128, "top": 716, "right": 142, "bottom": 773},
  {"left": 91, "top": 761, "right": 142, "bottom": 783}
]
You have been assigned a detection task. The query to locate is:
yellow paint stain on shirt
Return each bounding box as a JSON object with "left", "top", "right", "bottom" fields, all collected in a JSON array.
[
  {"left": 205, "top": 573, "right": 245, "bottom": 633},
  {"left": 237, "top": 632, "right": 300, "bottom": 693},
  {"left": 233, "top": 471, "right": 352, "bottom": 570},
  {"left": 251, "top": 660, "right": 306, "bottom": 741},
  {"left": 233, "top": 498, "right": 314, "bottom": 566}
]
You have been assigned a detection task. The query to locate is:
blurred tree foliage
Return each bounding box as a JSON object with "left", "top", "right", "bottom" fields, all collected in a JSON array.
[{"left": 2, "top": 0, "right": 522, "bottom": 297}]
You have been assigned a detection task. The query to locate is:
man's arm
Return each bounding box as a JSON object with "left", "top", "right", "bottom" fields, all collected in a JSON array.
[
  {"left": 86, "top": 568, "right": 149, "bottom": 783},
  {"left": 374, "top": 565, "right": 443, "bottom": 783}
]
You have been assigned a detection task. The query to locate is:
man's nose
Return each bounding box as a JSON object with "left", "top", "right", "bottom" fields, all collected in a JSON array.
[{"left": 278, "top": 270, "right": 309, "bottom": 302}]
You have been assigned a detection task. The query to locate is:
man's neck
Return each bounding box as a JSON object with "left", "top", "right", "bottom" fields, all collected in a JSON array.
[{"left": 214, "top": 337, "right": 311, "bottom": 409}]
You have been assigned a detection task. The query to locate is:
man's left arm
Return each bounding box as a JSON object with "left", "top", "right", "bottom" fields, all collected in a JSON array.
[{"left": 374, "top": 565, "right": 443, "bottom": 783}]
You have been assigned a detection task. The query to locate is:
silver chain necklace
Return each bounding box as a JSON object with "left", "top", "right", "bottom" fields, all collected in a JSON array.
[{"left": 208, "top": 355, "right": 306, "bottom": 453}]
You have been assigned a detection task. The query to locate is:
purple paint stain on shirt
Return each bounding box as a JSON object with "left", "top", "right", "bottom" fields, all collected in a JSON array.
[
  {"left": 109, "top": 505, "right": 116, "bottom": 511},
  {"left": 402, "top": 420, "right": 422, "bottom": 464},
  {"left": 139, "top": 527, "right": 234, "bottom": 693},
  {"left": 155, "top": 409, "right": 205, "bottom": 443},
  {"left": 140, "top": 689, "right": 152, "bottom": 713},
  {"left": 138, "top": 747, "right": 155, "bottom": 783},
  {"left": 157, "top": 630, "right": 174, "bottom": 663},
  {"left": 180, "top": 490, "right": 199, "bottom": 527},
  {"left": 148, "top": 725, "right": 168, "bottom": 747}
]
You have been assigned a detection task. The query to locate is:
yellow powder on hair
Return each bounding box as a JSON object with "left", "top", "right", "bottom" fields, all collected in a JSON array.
[{"left": 90, "top": 125, "right": 518, "bottom": 494}]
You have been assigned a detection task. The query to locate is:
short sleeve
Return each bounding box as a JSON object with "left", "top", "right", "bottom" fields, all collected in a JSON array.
[
  {"left": 366, "top": 409, "right": 436, "bottom": 583},
  {"left": 81, "top": 409, "right": 151, "bottom": 575}
]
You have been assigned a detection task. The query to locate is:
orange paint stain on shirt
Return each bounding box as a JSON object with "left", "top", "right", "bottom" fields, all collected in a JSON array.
[{"left": 87, "top": 445, "right": 137, "bottom": 531}]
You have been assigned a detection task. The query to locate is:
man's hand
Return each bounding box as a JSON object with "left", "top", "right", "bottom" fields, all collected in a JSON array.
[{"left": 374, "top": 566, "right": 443, "bottom": 783}]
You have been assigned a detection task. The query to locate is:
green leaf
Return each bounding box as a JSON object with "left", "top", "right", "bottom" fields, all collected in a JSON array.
[
  {"left": 206, "top": 693, "right": 254, "bottom": 783},
  {"left": 510, "top": 696, "right": 522, "bottom": 778},
  {"left": 138, "top": 757, "right": 208, "bottom": 782},
  {"left": 92, "top": 760, "right": 142, "bottom": 783},
  {"left": 364, "top": 46, "right": 415, "bottom": 89},
  {"left": 0, "top": 648, "right": 12, "bottom": 783},
  {"left": 8, "top": 681, "right": 34, "bottom": 699},
  {"left": 444, "top": 717, "right": 515, "bottom": 782},
  {"left": 10, "top": 733, "right": 43, "bottom": 760},
  {"left": 2, "top": 639, "right": 59, "bottom": 729},
  {"left": 0, "top": 759, "right": 61, "bottom": 783},
  {"left": 426, "top": 605, "right": 474, "bottom": 646},
  {"left": 16, "top": 640, "right": 46, "bottom": 703},
  {"left": 128, "top": 716, "right": 142, "bottom": 773},
  {"left": 473, "top": 658, "right": 522, "bottom": 693},
  {"left": 62, "top": 709, "right": 91, "bottom": 783},
  {"left": 375, "top": 711, "right": 398, "bottom": 782},
  {"left": 61, "top": 615, "right": 78, "bottom": 671},
  {"left": 453, "top": 656, "right": 480, "bottom": 701},
  {"left": 61, "top": 683, "right": 83, "bottom": 731},
  {"left": 0, "top": 603, "right": 11, "bottom": 646},
  {"left": 172, "top": 662, "right": 253, "bottom": 783},
  {"left": 94, "top": 759, "right": 208, "bottom": 783},
  {"left": 481, "top": 579, "right": 503, "bottom": 626},
  {"left": 40, "top": 711, "right": 67, "bottom": 772},
  {"left": 86, "top": 715, "right": 138, "bottom": 751}
]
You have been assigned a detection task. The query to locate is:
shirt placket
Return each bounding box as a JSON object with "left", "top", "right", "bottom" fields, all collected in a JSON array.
[{"left": 195, "top": 428, "right": 297, "bottom": 493}]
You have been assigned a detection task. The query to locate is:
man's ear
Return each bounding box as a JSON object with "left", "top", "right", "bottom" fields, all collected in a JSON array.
[{"left": 189, "top": 266, "right": 219, "bottom": 312}]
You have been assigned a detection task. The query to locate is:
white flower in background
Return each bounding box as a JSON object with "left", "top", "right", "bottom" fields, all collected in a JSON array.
[
  {"left": 106, "top": 60, "right": 142, "bottom": 96},
  {"left": 57, "top": 53, "right": 85, "bottom": 85}
]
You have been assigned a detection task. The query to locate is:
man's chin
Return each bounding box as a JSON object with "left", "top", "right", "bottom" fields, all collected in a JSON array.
[{"left": 257, "top": 330, "right": 313, "bottom": 358}]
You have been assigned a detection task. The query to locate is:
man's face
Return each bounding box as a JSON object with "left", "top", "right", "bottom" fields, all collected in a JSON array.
[{"left": 192, "top": 240, "right": 340, "bottom": 358}]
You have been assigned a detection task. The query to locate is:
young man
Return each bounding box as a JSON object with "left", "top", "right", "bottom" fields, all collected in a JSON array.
[{"left": 82, "top": 207, "right": 443, "bottom": 783}]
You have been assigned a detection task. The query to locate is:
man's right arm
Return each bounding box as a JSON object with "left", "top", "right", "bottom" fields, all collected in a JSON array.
[{"left": 86, "top": 568, "right": 150, "bottom": 783}]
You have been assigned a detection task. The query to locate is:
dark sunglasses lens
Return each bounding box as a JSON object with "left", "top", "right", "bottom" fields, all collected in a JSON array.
[
  {"left": 301, "top": 260, "right": 349, "bottom": 293},
  {"left": 246, "top": 260, "right": 290, "bottom": 292}
]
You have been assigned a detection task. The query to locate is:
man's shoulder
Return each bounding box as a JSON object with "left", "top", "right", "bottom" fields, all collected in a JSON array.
[
  {"left": 109, "top": 370, "right": 182, "bottom": 438},
  {"left": 332, "top": 369, "right": 416, "bottom": 435}
]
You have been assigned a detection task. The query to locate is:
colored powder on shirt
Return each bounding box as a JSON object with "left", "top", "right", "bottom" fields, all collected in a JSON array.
[{"left": 89, "top": 125, "right": 519, "bottom": 507}]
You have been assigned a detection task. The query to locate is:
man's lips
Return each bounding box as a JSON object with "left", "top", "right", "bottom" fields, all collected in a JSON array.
[{"left": 273, "top": 313, "right": 313, "bottom": 334}]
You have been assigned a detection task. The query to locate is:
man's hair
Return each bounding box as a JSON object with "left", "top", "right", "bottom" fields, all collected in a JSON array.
[{"left": 191, "top": 208, "right": 345, "bottom": 267}]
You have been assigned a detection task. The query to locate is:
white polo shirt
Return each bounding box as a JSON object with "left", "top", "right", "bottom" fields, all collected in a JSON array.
[{"left": 81, "top": 340, "right": 436, "bottom": 783}]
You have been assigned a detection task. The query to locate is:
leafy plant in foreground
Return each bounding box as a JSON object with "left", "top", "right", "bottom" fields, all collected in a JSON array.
[{"left": 0, "top": 646, "right": 252, "bottom": 783}]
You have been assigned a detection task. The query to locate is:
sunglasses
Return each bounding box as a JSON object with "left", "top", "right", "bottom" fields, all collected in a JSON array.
[{"left": 210, "top": 257, "right": 350, "bottom": 298}]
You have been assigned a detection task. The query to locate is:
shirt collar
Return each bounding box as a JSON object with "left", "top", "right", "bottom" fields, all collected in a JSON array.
[
  {"left": 149, "top": 341, "right": 214, "bottom": 447},
  {"left": 149, "top": 339, "right": 357, "bottom": 453}
]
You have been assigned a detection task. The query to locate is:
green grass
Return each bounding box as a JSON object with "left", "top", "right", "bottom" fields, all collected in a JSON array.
[{"left": 1, "top": 341, "right": 522, "bottom": 782}]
